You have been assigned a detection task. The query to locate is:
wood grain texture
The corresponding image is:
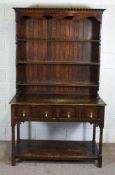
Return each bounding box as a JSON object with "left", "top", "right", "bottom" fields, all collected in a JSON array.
[
  {"left": 11, "top": 8, "right": 105, "bottom": 167},
  {"left": 16, "top": 12, "right": 101, "bottom": 96},
  {"left": 16, "top": 140, "right": 98, "bottom": 160}
]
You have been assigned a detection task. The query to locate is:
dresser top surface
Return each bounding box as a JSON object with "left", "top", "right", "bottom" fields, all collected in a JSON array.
[{"left": 10, "top": 94, "right": 105, "bottom": 106}]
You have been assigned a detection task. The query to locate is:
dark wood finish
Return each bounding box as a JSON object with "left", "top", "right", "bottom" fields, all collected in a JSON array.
[
  {"left": 15, "top": 140, "right": 98, "bottom": 160},
  {"left": 10, "top": 8, "right": 106, "bottom": 167}
]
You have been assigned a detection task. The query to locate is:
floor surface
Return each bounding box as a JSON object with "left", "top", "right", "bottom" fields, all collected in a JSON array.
[{"left": 0, "top": 142, "right": 115, "bottom": 175}]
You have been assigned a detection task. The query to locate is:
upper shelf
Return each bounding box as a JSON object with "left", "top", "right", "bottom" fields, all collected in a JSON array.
[
  {"left": 16, "top": 81, "right": 99, "bottom": 87},
  {"left": 16, "top": 38, "right": 100, "bottom": 43},
  {"left": 16, "top": 61, "right": 100, "bottom": 65}
]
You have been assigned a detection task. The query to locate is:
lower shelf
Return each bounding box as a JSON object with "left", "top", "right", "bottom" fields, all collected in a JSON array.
[{"left": 16, "top": 140, "right": 98, "bottom": 161}]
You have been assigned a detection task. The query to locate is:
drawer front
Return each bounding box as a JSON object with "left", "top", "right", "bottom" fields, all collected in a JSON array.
[
  {"left": 16, "top": 106, "right": 31, "bottom": 118},
  {"left": 15, "top": 105, "right": 56, "bottom": 119},
  {"left": 84, "top": 106, "right": 101, "bottom": 120},
  {"left": 31, "top": 106, "right": 56, "bottom": 119},
  {"left": 60, "top": 107, "right": 75, "bottom": 119},
  {"left": 14, "top": 105, "right": 102, "bottom": 121},
  {"left": 59, "top": 106, "right": 102, "bottom": 120}
]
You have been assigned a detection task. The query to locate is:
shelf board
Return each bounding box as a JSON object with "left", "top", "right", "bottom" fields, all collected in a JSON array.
[
  {"left": 16, "top": 61, "right": 100, "bottom": 65},
  {"left": 16, "top": 81, "right": 99, "bottom": 87},
  {"left": 16, "top": 140, "right": 98, "bottom": 161},
  {"left": 16, "top": 38, "right": 100, "bottom": 42},
  {"left": 10, "top": 94, "right": 106, "bottom": 106}
]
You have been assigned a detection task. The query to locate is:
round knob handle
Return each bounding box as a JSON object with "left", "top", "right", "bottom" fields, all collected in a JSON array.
[
  {"left": 22, "top": 112, "right": 26, "bottom": 117},
  {"left": 67, "top": 112, "right": 71, "bottom": 118},
  {"left": 45, "top": 112, "right": 48, "bottom": 118},
  {"left": 89, "top": 112, "right": 93, "bottom": 119}
]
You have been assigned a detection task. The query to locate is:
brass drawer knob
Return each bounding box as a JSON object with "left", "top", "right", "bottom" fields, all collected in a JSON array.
[
  {"left": 67, "top": 112, "right": 71, "bottom": 118},
  {"left": 89, "top": 112, "right": 93, "bottom": 119},
  {"left": 22, "top": 112, "right": 26, "bottom": 117},
  {"left": 45, "top": 112, "right": 48, "bottom": 118}
]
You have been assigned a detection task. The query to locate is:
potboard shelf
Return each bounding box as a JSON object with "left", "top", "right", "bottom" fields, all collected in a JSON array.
[{"left": 16, "top": 140, "right": 98, "bottom": 161}]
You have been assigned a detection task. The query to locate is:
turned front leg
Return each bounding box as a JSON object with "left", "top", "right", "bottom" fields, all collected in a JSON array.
[
  {"left": 12, "top": 124, "right": 16, "bottom": 166},
  {"left": 92, "top": 124, "right": 96, "bottom": 154},
  {"left": 93, "top": 124, "right": 96, "bottom": 143},
  {"left": 98, "top": 126, "right": 103, "bottom": 168},
  {"left": 17, "top": 123, "right": 20, "bottom": 143}
]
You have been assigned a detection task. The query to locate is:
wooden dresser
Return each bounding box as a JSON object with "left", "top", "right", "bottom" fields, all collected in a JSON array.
[{"left": 10, "top": 8, "right": 106, "bottom": 167}]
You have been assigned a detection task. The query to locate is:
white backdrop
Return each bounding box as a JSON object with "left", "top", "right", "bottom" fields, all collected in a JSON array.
[{"left": 0, "top": 0, "right": 115, "bottom": 142}]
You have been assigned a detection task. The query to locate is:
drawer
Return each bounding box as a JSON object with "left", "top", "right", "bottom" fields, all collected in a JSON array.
[
  {"left": 60, "top": 107, "right": 75, "bottom": 119},
  {"left": 16, "top": 106, "right": 31, "bottom": 118},
  {"left": 31, "top": 106, "right": 56, "bottom": 119},
  {"left": 14, "top": 105, "right": 102, "bottom": 121},
  {"left": 85, "top": 107, "right": 101, "bottom": 120},
  {"left": 59, "top": 106, "right": 101, "bottom": 120},
  {"left": 15, "top": 105, "right": 56, "bottom": 119}
]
